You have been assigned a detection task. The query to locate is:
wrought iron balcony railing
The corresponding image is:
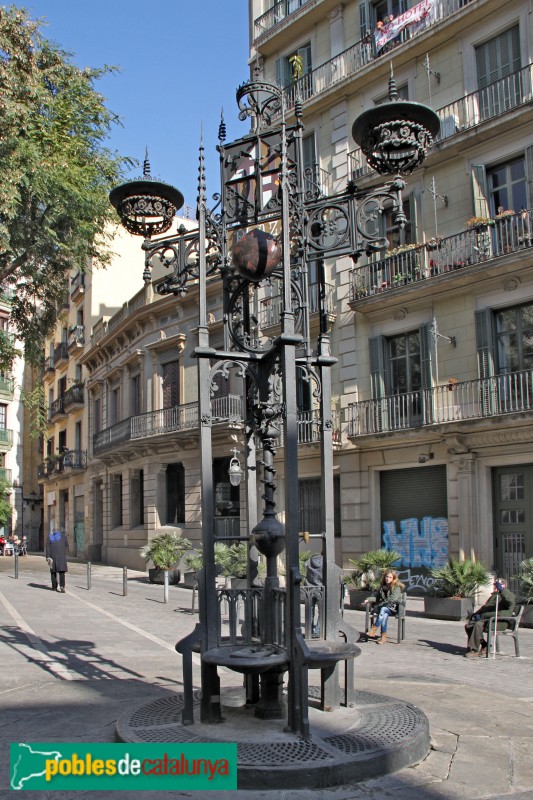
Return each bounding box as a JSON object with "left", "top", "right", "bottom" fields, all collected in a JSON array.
[
  {"left": 63, "top": 384, "right": 84, "bottom": 410},
  {"left": 348, "top": 369, "right": 533, "bottom": 436},
  {"left": 62, "top": 449, "right": 87, "bottom": 470},
  {"left": 349, "top": 64, "right": 533, "bottom": 180},
  {"left": 280, "top": 0, "right": 472, "bottom": 112},
  {"left": 0, "top": 376, "right": 14, "bottom": 399},
  {"left": 70, "top": 271, "right": 85, "bottom": 300},
  {"left": 350, "top": 209, "right": 533, "bottom": 302},
  {"left": 67, "top": 325, "right": 85, "bottom": 351},
  {"left": 49, "top": 397, "right": 65, "bottom": 418},
  {"left": 53, "top": 342, "right": 68, "bottom": 365},
  {"left": 259, "top": 282, "right": 335, "bottom": 329},
  {"left": 254, "top": 0, "right": 313, "bottom": 40},
  {"left": 0, "top": 428, "right": 14, "bottom": 448}
]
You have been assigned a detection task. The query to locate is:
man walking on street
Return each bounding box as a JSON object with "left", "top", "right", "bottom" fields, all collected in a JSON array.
[
  {"left": 464, "top": 577, "right": 514, "bottom": 658},
  {"left": 46, "top": 529, "right": 69, "bottom": 593}
]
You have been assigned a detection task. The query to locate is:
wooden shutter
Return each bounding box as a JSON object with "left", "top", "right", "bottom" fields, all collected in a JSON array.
[
  {"left": 369, "top": 335, "right": 388, "bottom": 432},
  {"left": 419, "top": 323, "right": 434, "bottom": 425},
  {"left": 359, "top": 0, "right": 370, "bottom": 40},
  {"left": 525, "top": 145, "right": 533, "bottom": 209},
  {"left": 162, "top": 360, "right": 179, "bottom": 408},
  {"left": 471, "top": 164, "right": 490, "bottom": 218},
  {"left": 476, "top": 309, "right": 496, "bottom": 415}
]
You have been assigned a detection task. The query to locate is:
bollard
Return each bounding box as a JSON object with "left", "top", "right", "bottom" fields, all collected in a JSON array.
[
  {"left": 87, "top": 561, "right": 92, "bottom": 590},
  {"left": 123, "top": 566, "right": 128, "bottom": 596},
  {"left": 163, "top": 570, "right": 169, "bottom": 604},
  {"left": 14, "top": 547, "right": 19, "bottom": 579}
]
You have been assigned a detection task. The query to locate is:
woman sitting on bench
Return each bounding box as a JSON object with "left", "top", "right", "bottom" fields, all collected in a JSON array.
[{"left": 365, "top": 570, "right": 404, "bottom": 645}]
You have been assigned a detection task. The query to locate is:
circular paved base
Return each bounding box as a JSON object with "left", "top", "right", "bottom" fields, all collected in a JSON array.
[{"left": 116, "top": 688, "right": 429, "bottom": 790}]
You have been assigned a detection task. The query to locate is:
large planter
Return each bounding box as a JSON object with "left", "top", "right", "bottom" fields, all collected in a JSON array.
[
  {"left": 424, "top": 596, "right": 474, "bottom": 621},
  {"left": 348, "top": 589, "right": 373, "bottom": 610},
  {"left": 230, "top": 577, "right": 248, "bottom": 590},
  {"left": 148, "top": 567, "right": 180, "bottom": 585},
  {"left": 183, "top": 571, "right": 198, "bottom": 589},
  {"left": 520, "top": 604, "right": 533, "bottom": 628}
]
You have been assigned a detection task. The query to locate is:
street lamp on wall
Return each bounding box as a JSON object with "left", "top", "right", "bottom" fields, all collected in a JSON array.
[{"left": 228, "top": 448, "right": 243, "bottom": 487}]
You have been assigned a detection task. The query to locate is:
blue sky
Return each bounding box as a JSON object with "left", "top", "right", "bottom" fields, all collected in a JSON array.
[{"left": 24, "top": 0, "right": 250, "bottom": 210}]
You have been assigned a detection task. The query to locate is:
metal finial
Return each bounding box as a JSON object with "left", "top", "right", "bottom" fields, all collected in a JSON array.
[
  {"left": 218, "top": 108, "right": 226, "bottom": 143},
  {"left": 143, "top": 147, "right": 151, "bottom": 178},
  {"left": 388, "top": 63, "right": 399, "bottom": 101}
]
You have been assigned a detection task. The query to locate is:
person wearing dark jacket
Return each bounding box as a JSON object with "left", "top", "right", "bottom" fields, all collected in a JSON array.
[
  {"left": 305, "top": 554, "right": 323, "bottom": 638},
  {"left": 45, "top": 530, "right": 69, "bottom": 593},
  {"left": 464, "top": 578, "right": 514, "bottom": 657},
  {"left": 365, "top": 570, "right": 404, "bottom": 645}
]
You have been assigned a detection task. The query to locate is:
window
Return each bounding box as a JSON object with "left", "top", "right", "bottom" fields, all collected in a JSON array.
[
  {"left": 487, "top": 157, "right": 527, "bottom": 215},
  {"left": 298, "top": 476, "right": 341, "bottom": 537},
  {"left": 495, "top": 302, "right": 533, "bottom": 374},
  {"left": 110, "top": 386, "right": 121, "bottom": 425},
  {"left": 471, "top": 148, "right": 532, "bottom": 220},
  {"left": 111, "top": 474, "right": 123, "bottom": 528},
  {"left": 476, "top": 26, "right": 521, "bottom": 118},
  {"left": 0, "top": 404, "right": 6, "bottom": 429},
  {"left": 375, "top": 83, "right": 408, "bottom": 105},
  {"left": 93, "top": 397, "right": 101, "bottom": 435},
  {"left": 166, "top": 463, "right": 185, "bottom": 525},
  {"left": 75, "top": 421, "right": 82, "bottom": 452},
  {"left": 276, "top": 42, "right": 312, "bottom": 89},
  {"left": 382, "top": 196, "right": 414, "bottom": 252},
  {"left": 162, "top": 360, "right": 179, "bottom": 408},
  {"left": 369, "top": 325, "right": 432, "bottom": 430},
  {"left": 131, "top": 469, "right": 144, "bottom": 527},
  {"left": 131, "top": 373, "right": 141, "bottom": 416},
  {"left": 476, "top": 304, "right": 533, "bottom": 415},
  {"left": 58, "top": 429, "right": 67, "bottom": 453},
  {"left": 58, "top": 376, "right": 66, "bottom": 398}
]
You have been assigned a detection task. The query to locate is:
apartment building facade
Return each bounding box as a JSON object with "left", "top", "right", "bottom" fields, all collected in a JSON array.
[
  {"left": 249, "top": 0, "right": 533, "bottom": 592},
  {"left": 37, "top": 0, "right": 532, "bottom": 592}
]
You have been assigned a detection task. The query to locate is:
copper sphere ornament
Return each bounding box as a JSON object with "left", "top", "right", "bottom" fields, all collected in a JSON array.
[{"left": 232, "top": 229, "right": 282, "bottom": 282}]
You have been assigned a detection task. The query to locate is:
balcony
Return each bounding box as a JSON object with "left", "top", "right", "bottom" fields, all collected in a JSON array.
[
  {"left": 350, "top": 209, "right": 533, "bottom": 306},
  {"left": 67, "top": 325, "right": 85, "bottom": 353},
  {"left": 259, "top": 282, "right": 336, "bottom": 329},
  {"left": 53, "top": 342, "right": 69, "bottom": 367},
  {"left": 70, "top": 272, "right": 85, "bottom": 301},
  {"left": 63, "top": 383, "right": 84, "bottom": 410},
  {"left": 0, "top": 467, "right": 12, "bottom": 483},
  {"left": 280, "top": 0, "right": 473, "bottom": 113},
  {"left": 349, "top": 65, "right": 533, "bottom": 181},
  {"left": 0, "top": 376, "right": 14, "bottom": 400},
  {"left": 348, "top": 369, "right": 533, "bottom": 437},
  {"left": 0, "top": 429, "right": 14, "bottom": 449},
  {"left": 254, "top": 0, "right": 314, "bottom": 41},
  {"left": 62, "top": 449, "right": 87, "bottom": 470},
  {"left": 44, "top": 356, "right": 55, "bottom": 374},
  {"left": 49, "top": 397, "right": 65, "bottom": 419}
]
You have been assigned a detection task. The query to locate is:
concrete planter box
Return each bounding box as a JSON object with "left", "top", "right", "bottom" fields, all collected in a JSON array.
[
  {"left": 424, "top": 596, "right": 474, "bottom": 621},
  {"left": 520, "top": 604, "right": 533, "bottom": 628},
  {"left": 348, "top": 589, "right": 374, "bottom": 610},
  {"left": 148, "top": 567, "right": 180, "bottom": 586},
  {"left": 183, "top": 571, "right": 197, "bottom": 589}
]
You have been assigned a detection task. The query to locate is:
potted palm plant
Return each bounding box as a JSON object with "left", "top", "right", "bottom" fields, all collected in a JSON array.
[
  {"left": 513, "top": 557, "right": 533, "bottom": 628},
  {"left": 346, "top": 548, "right": 401, "bottom": 609},
  {"left": 424, "top": 557, "right": 489, "bottom": 620},
  {"left": 216, "top": 542, "right": 249, "bottom": 588},
  {"left": 183, "top": 551, "right": 203, "bottom": 588},
  {"left": 139, "top": 530, "right": 192, "bottom": 588}
]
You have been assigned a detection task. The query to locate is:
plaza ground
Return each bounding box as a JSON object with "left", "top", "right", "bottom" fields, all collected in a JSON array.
[{"left": 0, "top": 554, "right": 532, "bottom": 799}]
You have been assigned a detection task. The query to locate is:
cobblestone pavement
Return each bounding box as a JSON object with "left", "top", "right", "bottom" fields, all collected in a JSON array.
[{"left": 0, "top": 555, "right": 532, "bottom": 799}]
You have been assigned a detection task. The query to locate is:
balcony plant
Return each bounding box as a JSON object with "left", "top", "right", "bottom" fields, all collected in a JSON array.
[
  {"left": 447, "top": 377, "right": 458, "bottom": 391},
  {"left": 140, "top": 531, "right": 192, "bottom": 586},
  {"left": 424, "top": 557, "right": 490, "bottom": 620},
  {"left": 513, "top": 557, "right": 533, "bottom": 627},
  {"left": 495, "top": 209, "right": 515, "bottom": 220},
  {"left": 426, "top": 236, "right": 443, "bottom": 251},
  {"left": 465, "top": 216, "right": 495, "bottom": 231},
  {"left": 346, "top": 548, "right": 401, "bottom": 608}
]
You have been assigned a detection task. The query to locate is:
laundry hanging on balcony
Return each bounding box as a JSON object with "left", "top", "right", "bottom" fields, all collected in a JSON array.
[{"left": 375, "top": 0, "right": 435, "bottom": 52}]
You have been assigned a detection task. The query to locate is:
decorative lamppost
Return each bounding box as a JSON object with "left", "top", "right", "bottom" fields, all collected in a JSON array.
[{"left": 111, "top": 68, "right": 438, "bottom": 749}]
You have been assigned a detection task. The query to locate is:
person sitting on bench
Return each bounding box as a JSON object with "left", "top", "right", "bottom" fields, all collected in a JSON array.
[
  {"left": 365, "top": 570, "right": 404, "bottom": 645},
  {"left": 464, "top": 577, "right": 514, "bottom": 658}
]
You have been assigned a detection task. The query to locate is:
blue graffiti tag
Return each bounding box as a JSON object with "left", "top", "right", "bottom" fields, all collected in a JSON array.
[{"left": 382, "top": 516, "right": 448, "bottom": 569}]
